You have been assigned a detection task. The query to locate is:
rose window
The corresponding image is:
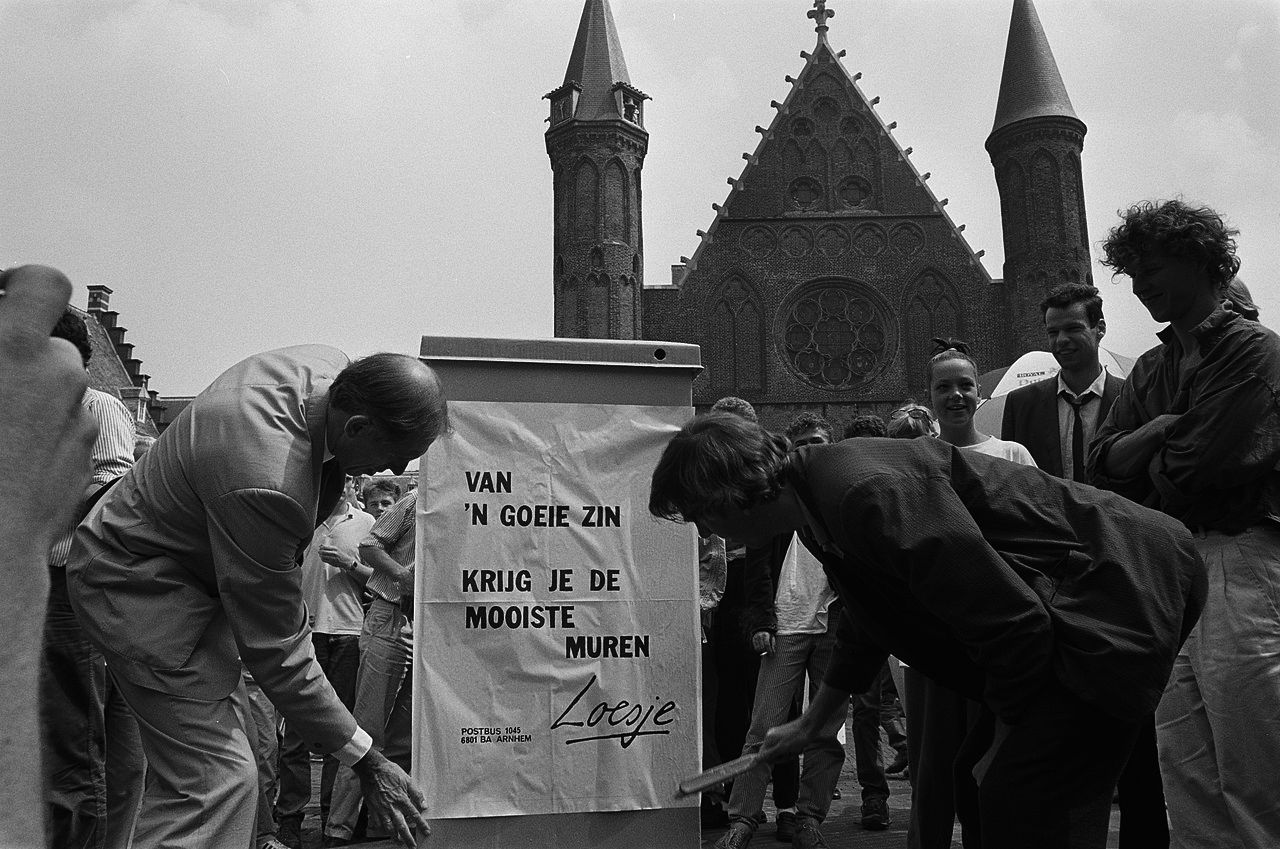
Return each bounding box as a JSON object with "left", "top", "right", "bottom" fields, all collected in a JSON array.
[{"left": 778, "top": 280, "right": 894, "bottom": 391}]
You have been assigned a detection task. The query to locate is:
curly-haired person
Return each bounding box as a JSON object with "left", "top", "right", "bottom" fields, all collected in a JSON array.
[
  {"left": 652, "top": 411, "right": 1205, "bottom": 849},
  {"left": 1091, "top": 199, "right": 1280, "bottom": 848}
]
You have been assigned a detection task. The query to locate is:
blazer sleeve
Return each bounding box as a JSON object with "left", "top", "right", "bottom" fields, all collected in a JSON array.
[
  {"left": 741, "top": 537, "right": 783, "bottom": 636},
  {"left": 822, "top": 603, "right": 888, "bottom": 697},
  {"left": 1000, "top": 389, "right": 1020, "bottom": 442},
  {"left": 207, "top": 488, "right": 363, "bottom": 756}
]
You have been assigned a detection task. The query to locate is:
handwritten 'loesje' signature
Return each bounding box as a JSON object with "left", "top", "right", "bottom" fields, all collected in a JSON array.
[{"left": 551, "top": 674, "right": 678, "bottom": 748}]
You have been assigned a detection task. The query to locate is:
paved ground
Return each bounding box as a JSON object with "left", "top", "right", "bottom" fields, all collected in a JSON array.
[{"left": 302, "top": 735, "right": 1123, "bottom": 848}]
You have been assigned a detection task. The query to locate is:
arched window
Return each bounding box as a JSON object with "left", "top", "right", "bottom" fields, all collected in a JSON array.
[
  {"left": 558, "top": 276, "right": 581, "bottom": 338},
  {"left": 604, "top": 159, "right": 628, "bottom": 243},
  {"left": 586, "top": 273, "right": 610, "bottom": 338},
  {"left": 709, "top": 276, "right": 764, "bottom": 393},
  {"left": 1000, "top": 160, "right": 1029, "bottom": 254},
  {"left": 904, "top": 271, "right": 962, "bottom": 398},
  {"left": 573, "top": 158, "right": 599, "bottom": 240},
  {"left": 1030, "top": 150, "right": 1065, "bottom": 243}
]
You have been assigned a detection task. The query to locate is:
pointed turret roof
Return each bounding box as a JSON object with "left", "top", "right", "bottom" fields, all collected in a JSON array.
[
  {"left": 991, "top": 0, "right": 1079, "bottom": 134},
  {"left": 561, "top": 0, "right": 633, "bottom": 122}
]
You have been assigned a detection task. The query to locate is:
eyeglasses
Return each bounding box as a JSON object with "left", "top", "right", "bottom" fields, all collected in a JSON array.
[{"left": 889, "top": 407, "right": 933, "bottom": 421}]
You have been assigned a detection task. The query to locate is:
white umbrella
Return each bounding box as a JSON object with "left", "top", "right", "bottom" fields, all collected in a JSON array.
[{"left": 973, "top": 349, "right": 1135, "bottom": 434}]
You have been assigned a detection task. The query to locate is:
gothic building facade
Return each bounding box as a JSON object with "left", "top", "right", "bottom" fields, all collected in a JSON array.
[{"left": 548, "top": 0, "right": 1088, "bottom": 427}]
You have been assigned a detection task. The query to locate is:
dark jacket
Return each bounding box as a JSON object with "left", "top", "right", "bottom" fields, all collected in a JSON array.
[
  {"left": 1090, "top": 307, "right": 1280, "bottom": 533},
  {"left": 1001, "top": 371, "right": 1124, "bottom": 478},
  {"left": 790, "top": 438, "right": 1205, "bottom": 724},
  {"left": 742, "top": 535, "right": 788, "bottom": 638}
]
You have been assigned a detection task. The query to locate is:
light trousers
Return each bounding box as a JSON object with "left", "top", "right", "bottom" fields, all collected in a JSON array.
[
  {"left": 726, "top": 630, "right": 844, "bottom": 825},
  {"left": 1157, "top": 526, "right": 1280, "bottom": 849},
  {"left": 111, "top": 672, "right": 259, "bottom": 849},
  {"left": 325, "top": 599, "right": 413, "bottom": 841}
]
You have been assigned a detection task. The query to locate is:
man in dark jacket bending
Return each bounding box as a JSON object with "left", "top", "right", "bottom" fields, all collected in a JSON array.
[{"left": 650, "top": 412, "right": 1205, "bottom": 849}]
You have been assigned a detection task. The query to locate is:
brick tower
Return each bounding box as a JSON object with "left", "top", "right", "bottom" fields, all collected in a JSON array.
[
  {"left": 986, "top": 0, "right": 1091, "bottom": 356},
  {"left": 545, "top": 0, "right": 649, "bottom": 339}
]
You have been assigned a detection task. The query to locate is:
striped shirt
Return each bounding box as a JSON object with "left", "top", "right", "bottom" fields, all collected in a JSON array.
[
  {"left": 363, "top": 491, "right": 416, "bottom": 603},
  {"left": 49, "top": 387, "right": 135, "bottom": 568}
]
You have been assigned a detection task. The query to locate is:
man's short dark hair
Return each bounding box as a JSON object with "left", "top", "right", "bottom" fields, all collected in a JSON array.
[
  {"left": 710, "top": 396, "right": 758, "bottom": 423},
  {"left": 844, "top": 414, "right": 888, "bottom": 439},
  {"left": 51, "top": 308, "right": 92, "bottom": 367},
  {"left": 785, "top": 411, "right": 833, "bottom": 442},
  {"left": 1101, "top": 199, "right": 1241, "bottom": 292},
  {"left": 330, "top": 353, "right": 450, "bottom": 443},
  {"left": 1040, "top": 283, "right": 1104, "bottom": 326},
  {"left": 649, "top": 411, "right": 789, "bottom": 523},
  {"left": 361, "top": 479, "right": 401, "bottom": 502}
]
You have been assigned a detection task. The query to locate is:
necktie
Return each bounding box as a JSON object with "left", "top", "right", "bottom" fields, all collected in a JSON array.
[{"left": 1065, "top": 395, "right": 1087, "bottom": 483}]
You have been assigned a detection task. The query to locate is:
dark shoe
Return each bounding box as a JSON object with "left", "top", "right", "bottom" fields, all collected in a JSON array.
[
  {"left": 276, "top": 815, "right": 303, "bottom": 849},
  {"left": 886, "top": 750, "right": 909, "bottom": 776},
  {"left": 775, "top": 810, "right": 797, "bottom": 843},
  {"left": 860, "top": 797, "right": 890, "bottom": 830},
  {"left": 714, "top": 822, "right": 756, "bottom": 849},
  {"left": 793, "top": 817, "right": 829, "bottom": 849},
  {"left": 830, "top": 786, "right": 841, "bottom": 800},
  {"left": 320, "top": 838, "right": 351, "bottom": 848}
]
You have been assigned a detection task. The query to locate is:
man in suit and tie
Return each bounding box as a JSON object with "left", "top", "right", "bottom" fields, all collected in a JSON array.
[
  {"left": 1001, "top": 283, "right": 1123, "bottom": 483},
  {"left": 68, "top": 346, "right": 448, "bottom": 849},
  {"left": 1001, "top": 283, "right": 1167, "bottom": 848}
]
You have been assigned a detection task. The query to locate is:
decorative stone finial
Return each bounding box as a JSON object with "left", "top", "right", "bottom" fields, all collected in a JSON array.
[{"left": 808, "top": 0, "right": 834, "bottom": 34}]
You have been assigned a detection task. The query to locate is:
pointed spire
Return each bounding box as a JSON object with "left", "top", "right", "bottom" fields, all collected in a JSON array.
[
  {"left": 562, "top": 0, "right": 633, "bottom": 122},
  {"left": 991, "top": 0, "right": 1079, "bottom": 134}
]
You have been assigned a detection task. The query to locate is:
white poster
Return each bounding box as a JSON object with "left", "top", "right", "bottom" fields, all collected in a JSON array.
[{"left": 414, "top": 400, "right": 700, "bottom": 819}]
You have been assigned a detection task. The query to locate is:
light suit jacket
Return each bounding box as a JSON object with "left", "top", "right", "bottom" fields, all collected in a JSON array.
[{"left": 69, "top": 345, "right": 360, "bottom": 755}]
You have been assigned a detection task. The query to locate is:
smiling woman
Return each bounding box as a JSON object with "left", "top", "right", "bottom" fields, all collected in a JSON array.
[{"left": 926, "top": 339, "right": 983, "bottom": 447}]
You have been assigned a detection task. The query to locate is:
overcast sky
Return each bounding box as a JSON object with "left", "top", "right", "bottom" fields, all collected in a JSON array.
[{"left": 1, "top": 0, "right": 1276, "bottom": 394}]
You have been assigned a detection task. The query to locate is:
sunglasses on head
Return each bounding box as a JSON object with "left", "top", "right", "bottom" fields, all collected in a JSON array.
[{"left": 890, "top": 407, "right": 932, "bottom": 421}]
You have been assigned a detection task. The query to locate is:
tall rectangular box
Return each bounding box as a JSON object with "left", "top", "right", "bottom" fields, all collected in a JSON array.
[{"left": 413, "top": 337, "right": 703, "bottom": 848}]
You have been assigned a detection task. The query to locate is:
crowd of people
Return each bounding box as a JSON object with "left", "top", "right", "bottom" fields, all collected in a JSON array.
[
  {"left": 659, "top": 200, "right": 1279, "bottom": 849},
  {"left": 3, "top": 196, "right": 1275, "bottom": 849}
]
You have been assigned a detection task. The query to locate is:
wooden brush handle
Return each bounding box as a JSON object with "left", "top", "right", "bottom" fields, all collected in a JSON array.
[{"left": 675, "top": 754, "right": 759, "bottom": 798}]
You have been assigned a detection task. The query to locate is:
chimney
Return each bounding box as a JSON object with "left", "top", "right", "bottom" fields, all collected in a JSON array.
[{"left": 86, "top": 285, "right": 112, "bottom": 313}]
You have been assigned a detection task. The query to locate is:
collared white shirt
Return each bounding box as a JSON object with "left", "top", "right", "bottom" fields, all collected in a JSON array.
[
  {"left": 1056, "top": 367, "right": 1109, "bottom": 482},
  {"left": 49, "top": 387, "right": 135, "bottom": 568}
]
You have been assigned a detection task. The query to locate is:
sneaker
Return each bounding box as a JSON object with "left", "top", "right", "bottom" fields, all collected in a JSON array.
[
  {"left": 860, "top": 797, "right": 890, "bottom": 830},
  {"left": 793, "top": 817, "right": 829, "bottom": 849},
  {"left": 258, "top": 839, "right": 292, "bottom": 849},
  {"left": 886, "top": 750, "right": 909, "bottom": 776},
  {"left": 276, "top": 815, "right": 303, "bottom": 849},
  {"left": 775, "top": 810, "right": 797, "bottom": 843},
  {"left": 713, "top": 821, "right": 756, "bottom": 849}
]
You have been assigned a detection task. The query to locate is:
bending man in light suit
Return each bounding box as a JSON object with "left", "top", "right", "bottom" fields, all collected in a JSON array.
[{"left": 68, "top": 345, "right": 448, "bottom": 848}]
